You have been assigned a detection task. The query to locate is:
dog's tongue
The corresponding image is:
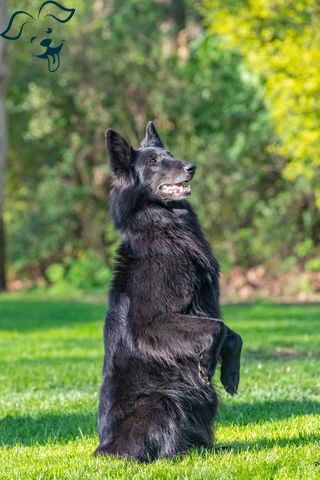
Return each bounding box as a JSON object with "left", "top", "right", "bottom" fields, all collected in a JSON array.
[{"left": 48, "top": 53, "right": 60, "bottom": 72}]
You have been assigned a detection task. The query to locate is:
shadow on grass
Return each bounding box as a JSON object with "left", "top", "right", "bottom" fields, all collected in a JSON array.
[
  {"left": 223, "top": 302, "right": 320, "bottom": 319},
  {"left": 1, "top": 400, "right": 318, "bottom": 449},
  {"left": 213, "top": 432, "right": 320, "bottom": 456},
  {"left": 0, "top": 299, "right": 107, "bottom": 332},
  {"left": 224, "top": 302, "right": 320, "bottom": 331},
  {"left": 0, "top": 412, "right": 97, "bottom": 447},
  {"left": 218, "top": 399, "right": 319, "bottom": 427}
]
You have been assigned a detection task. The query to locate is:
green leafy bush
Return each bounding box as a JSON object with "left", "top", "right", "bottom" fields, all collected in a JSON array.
[
  {"left": 45, "top": 253, "right": 112, "bottom": 294},
  {"left": 305, "top": 258, "right": 320, "bottom": 272}
]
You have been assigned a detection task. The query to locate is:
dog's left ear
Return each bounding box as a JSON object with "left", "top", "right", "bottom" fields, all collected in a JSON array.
[
  {"left": 141, "top": 121, "right": 164, "bottom": 149},
  {"left": 0, "top": 11, "right": 35, "bottom": 40},
  {"left": 38, "top": 1, "right": 75, "bottom": 23},
  {"left": 106, "top": 129, "right": 134, "bottom": 182}
]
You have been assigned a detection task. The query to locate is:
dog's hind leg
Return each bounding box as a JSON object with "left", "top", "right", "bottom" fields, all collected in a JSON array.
[
  {"left": 94, "top": 396, "right": 183, "bottom": 462},
  {"left": 179, "top": 400, "right": 217, "bottom": 453}
]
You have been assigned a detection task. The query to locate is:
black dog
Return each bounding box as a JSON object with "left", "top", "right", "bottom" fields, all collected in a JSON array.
[{"left": 94, "top": 123, "right": 243, "bottom": 462}]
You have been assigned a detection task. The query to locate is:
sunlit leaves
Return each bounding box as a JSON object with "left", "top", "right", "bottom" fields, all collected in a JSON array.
[{"left": 204, "top": 0, "right": 320, "bottom": 206}]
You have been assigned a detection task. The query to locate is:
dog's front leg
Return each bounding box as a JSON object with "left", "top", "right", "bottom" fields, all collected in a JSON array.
[
  {"left": 200, "top": 326, "right": 242, "bottom": 395},
  {"left": 198, "top": 325, "right": 228, "bottom": 386},
  {"left": 219, "top": 327, "right": 243, "bottom": 395},
  {"left": 135, "top": 314, "right": 227, "bottom": 366}
]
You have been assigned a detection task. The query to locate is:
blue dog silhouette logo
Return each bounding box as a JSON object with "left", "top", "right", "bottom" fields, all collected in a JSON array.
[{"left": 0, "top": 1, "right": 75, "bottom": 72}]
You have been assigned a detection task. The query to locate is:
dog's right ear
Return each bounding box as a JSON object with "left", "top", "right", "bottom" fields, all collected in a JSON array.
[
  {"left": 141, "top": 121, "right": 164, "bottom": 149},
  {"left": 106, "top": 129, "right": 134, "bottom": 181},
  {"left": 38, "top": 1, "right": 75, "bottom": 23}
]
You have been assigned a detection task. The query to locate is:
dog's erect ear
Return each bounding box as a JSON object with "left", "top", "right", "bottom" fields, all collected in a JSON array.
[
  {"left": 0, "top": 11, "right": 35, "bottom": 40},
  {"left": 38, "top": 1, "right": 75, "bottom": 23},
  {"left": 106, "top": 129, "right": 134, "bottom": 180},
  {"left": 141, "top": 121, "right": 164, "bottom": 149}
]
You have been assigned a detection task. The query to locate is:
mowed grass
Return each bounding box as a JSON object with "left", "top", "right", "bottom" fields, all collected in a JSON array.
[{"left": 0, "top": 298, "right": 319, "bottom": 480}]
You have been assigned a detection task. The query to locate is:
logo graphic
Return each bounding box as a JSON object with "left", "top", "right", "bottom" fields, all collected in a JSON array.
[{"left": 0, "top": 1, "right": 75, "bottom": 72}]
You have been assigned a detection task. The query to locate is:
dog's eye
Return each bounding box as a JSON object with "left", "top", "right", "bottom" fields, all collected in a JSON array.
[{"left": 149, "top": 158, "right": 157, "bottom": 165}]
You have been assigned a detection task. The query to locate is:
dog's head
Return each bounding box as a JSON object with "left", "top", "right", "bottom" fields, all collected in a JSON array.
[
  {"left": 0, "top": 1, "right": 75, "bottom": 72},
  {"left": 107, "top": 122, "right": 196, "bottom": 202}
]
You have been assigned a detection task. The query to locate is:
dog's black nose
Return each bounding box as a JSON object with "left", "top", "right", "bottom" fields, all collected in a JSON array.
[
  {"left": 185, "top": 164, "right": 196, "bottom": 174},
  {"left": 40, "top": 38, "right": 52, "bottom": 47}
]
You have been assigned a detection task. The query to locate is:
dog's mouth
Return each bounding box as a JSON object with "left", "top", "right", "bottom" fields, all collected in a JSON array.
[
  {"left": 35, "top": 42, "right": 65, "bottom": 72},
  {"left": 159, "top": 181, "right": 191, "bottom": 196}
]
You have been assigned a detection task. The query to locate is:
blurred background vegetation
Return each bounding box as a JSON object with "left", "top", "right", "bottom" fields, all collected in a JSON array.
[{"left": 2, "top": 0, "right": 320, "bottom": 297}]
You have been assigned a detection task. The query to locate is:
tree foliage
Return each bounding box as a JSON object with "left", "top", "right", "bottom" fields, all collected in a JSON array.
[
  {"left": 4, "top": 0, "right": 320, "bottom": 290},
  {"left": 204, "top": 0, "right": 320, "bottom": 206}
]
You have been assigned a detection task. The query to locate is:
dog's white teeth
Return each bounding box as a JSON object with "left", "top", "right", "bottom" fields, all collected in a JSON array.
[{"left": 161, "top": 183, "right": 191, "bottom": 195}]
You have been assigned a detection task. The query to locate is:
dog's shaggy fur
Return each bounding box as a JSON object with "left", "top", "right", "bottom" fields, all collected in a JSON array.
[{"left": 94, "top": 123, "right": 242, "bottom": 462}]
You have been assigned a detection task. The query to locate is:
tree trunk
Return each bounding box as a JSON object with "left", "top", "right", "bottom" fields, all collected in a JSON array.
[{"left": 0, "top": 0, "right": 9, "bottom": 291}]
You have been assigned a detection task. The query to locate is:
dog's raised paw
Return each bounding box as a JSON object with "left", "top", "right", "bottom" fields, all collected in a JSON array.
[
  {"left": 221, "top": 367, "right": 240, "bottom": 395},
  {"left": 220, "top": 331, "right": 242, "bottom": 395}
]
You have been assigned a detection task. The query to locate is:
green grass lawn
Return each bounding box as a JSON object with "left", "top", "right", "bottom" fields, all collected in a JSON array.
[{"left": 0, "top": 298, "right": 319, "bottom": 479}]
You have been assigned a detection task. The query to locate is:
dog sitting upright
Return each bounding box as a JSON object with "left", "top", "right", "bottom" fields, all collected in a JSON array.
[{"left": 94, "top": 122, "right": 243, "bottom": 462}]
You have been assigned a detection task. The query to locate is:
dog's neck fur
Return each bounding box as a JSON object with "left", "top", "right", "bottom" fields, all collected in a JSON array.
[{"left": 110, "top": 183, "right": 215, "bottom": 270}]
